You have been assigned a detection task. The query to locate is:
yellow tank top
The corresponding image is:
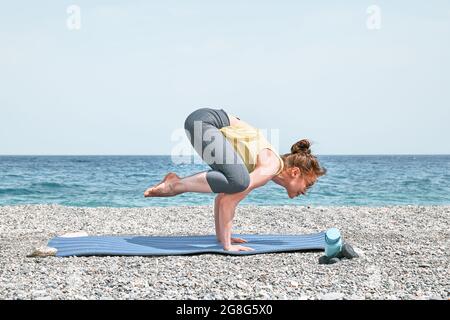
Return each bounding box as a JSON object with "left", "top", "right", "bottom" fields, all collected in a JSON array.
[{"left": 219, "top": 122, "right": 284, "bottom": 175}]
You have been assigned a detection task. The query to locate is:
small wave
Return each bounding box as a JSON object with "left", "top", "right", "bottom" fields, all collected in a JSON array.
[
  {"left": 30, "top": 182, "right": 70, "bottom": 189},
  {"left": 0, "top": 188, "right": 36, "bottom": 195},
  {"left": 125, "top": 173, "right": 151, "bottom": 178},
  {"left": 70, "top": 159, "right": 92, "bottom": 163},
  {"left": 3, "top": 174, "right": 22, "bottom": 178},
  {"left": 402, "top": 178, "right": 432, "bottom": 186}
]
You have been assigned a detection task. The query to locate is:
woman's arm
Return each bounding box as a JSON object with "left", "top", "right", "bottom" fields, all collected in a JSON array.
[
  {"left": 215, "top": 193, "right": 250, "bottom": 244},
  {"left": 214, "top": 193, "right": 224, "bottom": 241},
  {"left": 216, "top": 166, "right": 276, "bottom": 251},
  {"left": 217, "top": 200, "right": 238, "bottom": 249}
]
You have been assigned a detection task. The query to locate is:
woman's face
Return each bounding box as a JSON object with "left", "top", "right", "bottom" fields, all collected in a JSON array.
[{"left": 284, "top": 168, "right": 317, "bottom": 199}]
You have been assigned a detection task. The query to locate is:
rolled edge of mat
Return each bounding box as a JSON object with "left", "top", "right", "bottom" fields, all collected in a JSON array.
[
  {"left": 27, "top": 246, "right": 58, "bottom": 258},
  {"left": 59, "top": 231, "right": 89, "bottom": 238}
]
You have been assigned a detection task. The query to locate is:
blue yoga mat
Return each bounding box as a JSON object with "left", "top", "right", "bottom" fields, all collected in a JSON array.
[{"left": 47, "top": 232, "right": 326, "bottom": 257}]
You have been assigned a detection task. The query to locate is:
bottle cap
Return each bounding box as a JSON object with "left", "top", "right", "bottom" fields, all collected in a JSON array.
[{"left": 325, "top": 228, "right": 341, "bottom": 244}]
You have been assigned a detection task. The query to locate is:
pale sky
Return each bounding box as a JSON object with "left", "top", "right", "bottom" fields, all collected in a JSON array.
[{"left": 1, "top": 0, "right": 449, "bottom": 155}]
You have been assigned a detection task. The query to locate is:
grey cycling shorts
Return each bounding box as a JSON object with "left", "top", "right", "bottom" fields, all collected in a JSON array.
[{"left": 184, "top": 107, "right": 250, "bottom": 194}]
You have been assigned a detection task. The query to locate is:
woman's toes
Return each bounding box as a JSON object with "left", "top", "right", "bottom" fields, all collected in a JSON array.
[
  {"left": 144, "top": 173, "right": 181, "bottom": 198},
  {"left": 144, "top": 187, "right": 154, "bottom": 197}
]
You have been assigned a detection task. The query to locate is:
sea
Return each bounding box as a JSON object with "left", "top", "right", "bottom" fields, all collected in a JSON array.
[{"left": 0, "top": 155, "right": 449, "bottom": 207}]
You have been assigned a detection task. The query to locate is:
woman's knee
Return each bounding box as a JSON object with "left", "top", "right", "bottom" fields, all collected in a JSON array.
[
  {"left": 228, "top": 171, "right": 250, "bottom": 193},
  {"left": 184, "top": 112, "right": 196, "bottom": 132},
  {"left": 208, "top": 168, "right": 250, "bottom": 194},
  {"left": 184, "top": 108, "right": 211, "bottom": 131}
]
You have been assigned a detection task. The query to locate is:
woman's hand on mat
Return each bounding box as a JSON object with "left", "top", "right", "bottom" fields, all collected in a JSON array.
[{"left": 223, "top": 244, "right": 255, "bottom": 252}]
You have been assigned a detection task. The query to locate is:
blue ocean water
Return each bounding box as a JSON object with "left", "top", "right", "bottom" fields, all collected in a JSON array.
[{"left": 0, "top": 155, "right": 449, "bottom": 207}]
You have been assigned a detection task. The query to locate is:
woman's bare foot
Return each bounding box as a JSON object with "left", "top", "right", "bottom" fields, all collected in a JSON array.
[{"left": 144, "top": 173, "right": 182, "bottom": 197}]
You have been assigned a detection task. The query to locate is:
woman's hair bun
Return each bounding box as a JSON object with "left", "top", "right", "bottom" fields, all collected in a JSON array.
[{"left": 291, "top": 139, "right": 311, "bottom": 154}]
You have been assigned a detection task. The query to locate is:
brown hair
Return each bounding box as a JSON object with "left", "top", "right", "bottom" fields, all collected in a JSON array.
[{"left": 281, "top": 139, "right": 327, "bottom": 178}]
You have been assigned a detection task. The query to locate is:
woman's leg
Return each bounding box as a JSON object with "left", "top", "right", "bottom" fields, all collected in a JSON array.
[
  {"left": 144, "top": 171, "right": 212, "bottom": 197},
  {"left": 184, "top": 108, "right": 250, "bottom": 194},
  {"left": 144, "top": 108, "right": 250, "bottom": 197}
]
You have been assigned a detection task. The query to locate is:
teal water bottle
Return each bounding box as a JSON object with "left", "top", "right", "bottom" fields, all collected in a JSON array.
[{"left": 325, "top": 228, "right": 343, "bottom": 258}]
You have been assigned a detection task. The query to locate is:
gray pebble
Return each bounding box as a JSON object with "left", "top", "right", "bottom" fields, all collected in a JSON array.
[{"left": 318, "top": 292, "right": 345, "bottom": 300}]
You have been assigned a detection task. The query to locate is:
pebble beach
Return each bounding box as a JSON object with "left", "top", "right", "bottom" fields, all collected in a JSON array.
[{"left": 0, "top": 204, "right": 449, "bottom": 300}]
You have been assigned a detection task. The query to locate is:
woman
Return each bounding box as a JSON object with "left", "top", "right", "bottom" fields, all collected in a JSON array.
[{"left": 144, "top": 108, "right": 326, "bottom": 252}]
